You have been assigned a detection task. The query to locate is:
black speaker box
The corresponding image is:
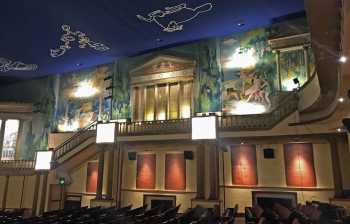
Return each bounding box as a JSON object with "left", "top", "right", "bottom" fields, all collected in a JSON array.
[
  {"left": 342, "top": 118, "right": 350, "bottom": 132},
  {"left": 184, "top": 151, "right": 194, "bottom": 160},
  {"left": 128, "top": 152, "right": 137, "bottom": 160},
  {"left": 263, "top": 148, "right": 275, "bottom": 159}
]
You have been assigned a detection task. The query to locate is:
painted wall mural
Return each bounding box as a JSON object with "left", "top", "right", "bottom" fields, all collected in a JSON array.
[
  {"left": 56, "top": 65, "right": 112, "bottom": 132},
  {"left": 280, "top": 50, "right": 307, "bottom": 91},
  {"left": 112, "top": 59, "right": 131, "bottom": 120},
  {"left": 220, "top": 29, "right": 276, "bottom": 115},
  {"left": 196, "top": 39, "right": 222, "bottom": 113}
]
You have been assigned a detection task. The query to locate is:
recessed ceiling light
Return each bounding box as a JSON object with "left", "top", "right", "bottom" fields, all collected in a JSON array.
[
  {"left": 338, "top": 97, "right": 345, "bottom": 103},
  {"left": 339, "top": 56, "right": 347, "bottom": 63},
  {"left": 237, "top": 22, "right": 245, "bottom": 27},
  {"left": 76, "top": 63, "right": 83, "bottom": 67}
]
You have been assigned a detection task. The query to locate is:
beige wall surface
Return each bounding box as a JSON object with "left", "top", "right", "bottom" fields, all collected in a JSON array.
[
  {"left": 121, "top": 143, "right": 198, "bottom": 213},
  {"left": 219, "top": 142, "right": 335, "bottom": 213},
  {"left": 0, "top": 175, "right": 37, "bottom": 211}
]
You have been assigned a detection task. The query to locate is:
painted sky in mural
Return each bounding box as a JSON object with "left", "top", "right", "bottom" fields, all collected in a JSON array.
[{"left": 56, "top": 65, "right": 112, "bottom": 132}]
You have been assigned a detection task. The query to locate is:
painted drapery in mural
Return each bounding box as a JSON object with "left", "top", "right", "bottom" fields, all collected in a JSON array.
[
  {"left": 221, "top": 29, "right": 276, "bottom": 115},
  {"left": 56, "top": 65, "right": 112, "bottom": 132}
]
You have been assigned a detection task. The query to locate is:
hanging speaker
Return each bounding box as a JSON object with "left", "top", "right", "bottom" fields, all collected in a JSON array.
[
  {"left": 263, "top": 148, "right": 275, "bottom": 159},
  {"left": 128, "top": 152, "right": 137, "bottom": 160},
  {"left": 342, "top": 118, "right": 350, "bottom": 132},
  {"left": 184, "top": 151, "right": 194, "bottom": 160}
]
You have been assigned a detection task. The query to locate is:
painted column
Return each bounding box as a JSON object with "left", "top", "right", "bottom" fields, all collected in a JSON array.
[
  {"left": 166, "top": 83, "right": 170, "bottom": 120},
  {"left": 15, "top": 120, "right": 24, "bottom": 160},
  {"left": 303, "top": 46, "right": 310, "bottom": 78},
  {"left": 96, "top": 149, "right": 105, "bottom": 200},
  {"left": 275, "top": 50, "right": 282, "bottom": 91},
  {"left": 0, "top": 120, "right": 6, "bottom": 159},
  {"left": 154, "top": 85, "right": 158, "bottom": 120}
]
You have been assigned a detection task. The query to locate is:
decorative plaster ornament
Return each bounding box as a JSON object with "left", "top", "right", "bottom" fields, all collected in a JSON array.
[
  {"left": 136, "top": 2, "right": 213, "bottom": 32},
  {"left": 0, "top": 57, "right": 38, "bottom": 72},
  {"left": 50, "top": 25, "right": 110, "bottom": 57}
]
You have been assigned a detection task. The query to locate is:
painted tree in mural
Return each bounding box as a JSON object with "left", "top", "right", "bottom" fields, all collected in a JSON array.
[
  {"left": 23, "top": 77, "right": 56, "bottom": 159},
  {"left": 112, "top": 60, "right": 131, "bottom": 119},
  {"left": 196, "top": 39, "right": 221, "bottom": 113}
]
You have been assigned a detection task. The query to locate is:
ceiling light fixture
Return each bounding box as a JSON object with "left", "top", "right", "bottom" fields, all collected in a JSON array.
[
  {"left": 339, "top": 56, "right": 347, "bottom": 63},
  {"left": 338, "top": 97, "right": 345, "bottom": 103}
]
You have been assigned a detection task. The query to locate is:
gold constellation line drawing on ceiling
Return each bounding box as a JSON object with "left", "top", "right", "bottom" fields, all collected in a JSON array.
[
  {"left": 0, "top": 57, "right": 38, "bottom": 72},
  {"left": 136, "top": 3, "right": 213, "bottom": 33},
  {"left": 50, "top": 25, "right": 110, "bottom": 58}
]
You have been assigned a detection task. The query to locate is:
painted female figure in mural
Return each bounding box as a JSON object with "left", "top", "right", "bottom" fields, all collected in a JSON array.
[{"left": 245, "top": 73, "right": 271, "bottom": 107}]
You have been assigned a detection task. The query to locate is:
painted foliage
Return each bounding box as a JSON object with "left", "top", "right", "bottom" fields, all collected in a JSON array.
[
  {"left": 112, "top": 59, "right": 131, "bottom": 120},
  {"left": 56, "top": 65, "right": 112, "bottom": 132},
  {"left": 221, "top": 29, "right": 276, "bottom": 115},
  {"left": 195, "top": 39, "right": 221, "bottom": 113}
]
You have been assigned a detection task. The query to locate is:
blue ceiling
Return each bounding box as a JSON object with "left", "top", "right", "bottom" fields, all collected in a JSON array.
[{"left": 0, "top": 0, "right": 305, "bottom": 79}]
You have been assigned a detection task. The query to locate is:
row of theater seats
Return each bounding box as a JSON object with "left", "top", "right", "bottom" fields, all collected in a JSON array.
[
  {"left": 0, "top": 204, "right": 238, "bottom": 224},
  {"left": 245, "top": 201, "right": 349, "bottom": 224}
]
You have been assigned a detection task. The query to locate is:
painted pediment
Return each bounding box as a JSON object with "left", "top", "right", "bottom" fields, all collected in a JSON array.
[{"left": 130, "top": 55, "right": 195, "bottom": 76}]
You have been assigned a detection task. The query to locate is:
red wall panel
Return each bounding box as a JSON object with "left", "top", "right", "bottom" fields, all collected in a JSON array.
[
  {"left": 284, "top": 143, "right": 316, "bottom": 187},
  {"left": 231, "top": 144, "right": 258, "bottom": 186},
  {"left": 165, "top": 153, "right": 186, "bottom": 190},
  {"left": 86, "top": 162, "right": 98, "bottom": 193},
  {"left": 136, "top": 154, "right": 156, "bottom": 189}
]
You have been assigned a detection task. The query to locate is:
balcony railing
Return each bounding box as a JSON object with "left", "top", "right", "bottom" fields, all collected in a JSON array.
[
  {"left": 53, "top": 121, "right": 97, "bottom": 161},
  {"left": 118, "top": 118, "right": 191, "bottom": 136},
  {"left": 0, "top": 160, "right": 35, "bottom": 169},
  {"left": 119, "top": 92, "right": 299, "bottom": 135}
]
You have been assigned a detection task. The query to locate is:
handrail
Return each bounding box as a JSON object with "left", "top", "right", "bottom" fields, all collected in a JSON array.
[
  {"left": 0, "top": 160, "right": 35, "bottom": 169},
  {"left": 53, "top": 121, "right": 98, "bottom": 161}
]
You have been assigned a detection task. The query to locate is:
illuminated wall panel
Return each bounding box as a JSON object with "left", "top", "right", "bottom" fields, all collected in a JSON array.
[
  {"left": 144, "top": 86, "right": 155, "bottom": 121},
  {"left": 86, "top": 162, "right": 98, "bottom": 193},
  {"left": 181, "top": 82, "right": 192, "bottom": 118},
  {"left": 231, "top": 144, "right": 258, "bottom": 186},
  {"left": 169, "top": 83, "right": 179, "bottom": 119},
  {"left": 136, "top": 154, "right": 156, "bottom": 189},
  {"left": 157, "top": 84, "right": 167, "bottom": 120},
  {"left": 284, "top": 143, "right": 316, "bottom": 187},
  {"left": 165, "top": 153, "right": 186, "bottom": 190}
]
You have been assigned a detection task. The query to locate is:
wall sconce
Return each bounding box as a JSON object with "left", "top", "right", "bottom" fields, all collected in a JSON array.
[
  {"left": 35, "top": 151, "right": 53, "bottom": 170},
  {"left": 96, "top": 122, "right": 116, "bottom": 144},
  {"left": 191, "top": 116, "right": 217, "bottom": 140}
]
